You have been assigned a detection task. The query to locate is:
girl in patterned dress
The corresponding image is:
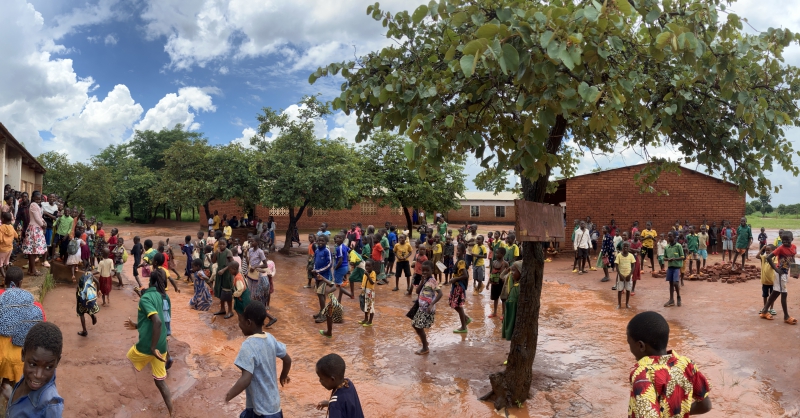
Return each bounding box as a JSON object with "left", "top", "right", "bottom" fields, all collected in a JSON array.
[
  {"left": 21, "top": 191, "right": 47, "bottom": 276},
  {"left": 630, "top": 232, "right": 643, "bottom": 296},
  {"left": 319, "top": 282, "right": 343, "bottom": 339},
  {"left": 188, "top": 259, "right": 212, "bottom": 311},
  {"left": 411, "top": 262, "right": 443, "bottom": 355},
  {"left": 601, "top": 226, "right": 616, "bottom": 283}
]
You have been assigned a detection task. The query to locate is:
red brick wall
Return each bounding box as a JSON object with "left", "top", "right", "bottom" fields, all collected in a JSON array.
[
  {"left": 200, "top": 200, "right": 407, "bottom": 232},
  {"left": 447, "top": 204, "right": 515, "bottom": 224},
  {"left": 562, "top": 166, "right": 745, "bottom": 251}
]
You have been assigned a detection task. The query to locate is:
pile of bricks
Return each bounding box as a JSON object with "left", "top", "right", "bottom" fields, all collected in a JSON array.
[
  {"left": 697, "top": 262, "right": 761, "bottom": 284},
  {"left": 651, "top": 270, "right": 667, "bottom": 279}
]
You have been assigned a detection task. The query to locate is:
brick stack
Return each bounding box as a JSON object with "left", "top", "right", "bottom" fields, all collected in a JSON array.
[{"left": 649, "top": 262, "right": 760, "bottom": 283}]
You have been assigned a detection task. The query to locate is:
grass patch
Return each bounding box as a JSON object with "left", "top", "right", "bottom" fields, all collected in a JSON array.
[
  {"left": 40, "top": 273, "right": 56, "bottom": 300},
  {"left": 747, "top": 216, "right": 800, "bottom": 230},
  {"left": 94, "top": 208, "right": 201, "bottom": 226}
]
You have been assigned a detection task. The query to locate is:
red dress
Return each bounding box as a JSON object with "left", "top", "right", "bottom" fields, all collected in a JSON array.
[{"left": 629, "top": 240, "right": 642, "bottom": 282}]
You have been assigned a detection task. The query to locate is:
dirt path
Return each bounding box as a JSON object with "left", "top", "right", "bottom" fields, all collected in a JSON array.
[{"left": 38, "top": 221, "right": 790, "bottom": 417}]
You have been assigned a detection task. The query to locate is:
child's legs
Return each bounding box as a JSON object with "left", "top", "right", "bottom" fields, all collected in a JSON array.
[
  {"left": 325, "top": 314, "right": 333, "bottom": 335},
  {"left": 625, "top": 290, "right": 630, "bottom": 306},
  {"left": 367, "top": 312, "right": 374, "bottom": 324},
  {"left": 413, "top": 326, "right": 428, "bottom": 349},
  {"left": 317, "top": 294, "right": 326, "bottom": 311},
  {"left": 79, "top": 313, "right": 87, "bottom": 333},
  {"left": 780, "top": 292, "right": 789, "bottom": 318},
  {"left": 617, "top": 290, "right": 622, "bottom": 306},
  {"left": 492, "top": 297, "right": 499, "bottom": 314},
  {"left": 154, "top": 379, "right": 174, "bottom": 415},
  {"left": 631, "top": 280, "right": 637, "bottom": 292},
  {"left": 454, "top": 306, "right": 467, "bottom": 328}
]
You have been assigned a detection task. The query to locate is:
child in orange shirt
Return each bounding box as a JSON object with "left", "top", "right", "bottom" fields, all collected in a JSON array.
[{"left": 0, "top": 212, "right": 18, "bottom": 277}]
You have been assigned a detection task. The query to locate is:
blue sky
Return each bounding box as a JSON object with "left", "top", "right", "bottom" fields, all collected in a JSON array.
[{"left": 1, "top": 0, "right": 798, "bottom": 204}]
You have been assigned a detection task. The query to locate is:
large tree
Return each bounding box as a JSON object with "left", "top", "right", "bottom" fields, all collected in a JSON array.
[
  {"left": 153, "top": 139, "right": 214, "bottom": 221},
  {"left": 313, "top": 0, "right": 800, "bottom": 408},
  {"left": 39, "top": 151, "right": 114, "bottom": 212},
  {"left": 252, "top": 96, "right": 365, "bottom": 252},
  {"left": 93, "top": 145, "right": 156, "bottom": 222},
  {"left": 362, "top": 132, "right": 466, "bottom": 234}
]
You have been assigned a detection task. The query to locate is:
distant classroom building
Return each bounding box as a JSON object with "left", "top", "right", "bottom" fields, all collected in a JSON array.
[
  {"left": 0, "top": 123, "right": 45, "bottom": 194},
  {"left": 446, "top": 191, "right": 518, "bottom": 224},
  {"left": 544, "top": 164, "right": 745, "bottom": 249}
]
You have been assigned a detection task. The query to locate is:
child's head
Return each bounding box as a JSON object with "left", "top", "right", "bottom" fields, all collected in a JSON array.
[
  {"left": 144, "top": 239, "right": 153, "bottom": 250},
  {"left": 626, "top": 311, "right": 669, "bottom": 360},
  {"left": 621, "top": 232, "right": 629, "bottom": 240},
  {"left": 487, "top": 231, "right": 493, "bottom": 238},
  {"left": 646, "top": 221, "right": 652, "bottom": 229},
  {"left": 365, "top": 260, "right": 374, "bottom": 273},
  {"left": 476, "top": 235, "right": 484, "bottom": 245},
  {"left": 446, "top": 235, "right": 452, "bottom": 244},
  {"left": 191, "top": 258, "right": 203, "bottom": 272},
  {"left": 238, "top": 301, "right": 267, "bottom": 336},
  {"left": 197, "top": 231, "right": 204, "bottom": 239},
  {"left": 204, "top": 245, "right": 213, "bottom": 254},
  {"left": 350, "top": 223, "right": 356, "bottom": 230},
  {"left": 133, "top": 236, "right": 140, "bottom": 244},
  {"left": 398, "top": 234, "right": 406, "bottom": 244},
  {"left": 157, "top": 241, "right": 165, "bottom": 252},
  {"left": 97, "top": 220, "right": 103, "bottom": 229},
  {"left": 308, "top": 234, "right": 316, "bottom": 244},
  {"left": 421, "top": 261, "right": 433, "bottom": 277},
  {"left": 1, "top": 211, "right": 12, "bottom": 224},
  {"left": 229, "top": 260, "right": 240, "bottom": 273},
  {"left": 780, "top": 231, "right": 793, "bottom": 246},
  {"left": 659, "top": 233, "right": 665, "bottom": 240},
  {"left": 5, "top": 266, "right": 23, "bottom": 288},
  {"left": 688, "top": 225, "right": 694, "bottom": 234},
  {"left": 111, "top": 227, "right": 118, "bottom": 236},
  {"left": 217, "top": 238, "right": 228, "bottom": 251},
  {"left": 185, "top": 235, "right": 191, "bottom": 243},
  {"left": 315, "top": 353, "right": 346, "bottom": 390},
  {"left": 700, "top": 225, "right": 706, "bottom": 233},
  {"left": 117, "top": 237, "right": 124, "bottom": 246},
  {"left": 316, "top": 235, "right": 327, "bottom": 247},
  {"left": 765, "top": 244, "right": 775, "bottom": 253},
  {"left": 320, "top": 222, "right": 328, "bottom": 231},
  {"left": 739, "top": 217, "right": 747, "bottom": 226},
  {"left": 622, "top": 242, "right": 630, "bottom": 254},
  {"left": 214, "top": 230, "right": 223, "bottom": 240},
  {"left": 495, "top": 246, "right": 506, "bottom": 260},
  {"left": 103, "top": 248, "right": 111, "bottom": 259},
  {"left": 334, "top": 234, "right": 344, "bottom": 245},
  {"left": 760, "top": 227, "right": 765, "bottom": 232},
  {"left": 390, "top": 225, "right": 396, "bottom": 232},
  {"left": 22, "top": 322, "right": 63, "bottom": 390}
]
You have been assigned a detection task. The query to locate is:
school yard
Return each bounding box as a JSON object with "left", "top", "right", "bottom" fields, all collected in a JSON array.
[{"left": 34, "top": 221, "right": 800, "bottom": 417}]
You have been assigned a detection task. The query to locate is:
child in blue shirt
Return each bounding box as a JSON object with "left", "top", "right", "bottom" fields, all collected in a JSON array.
[
  {"left": 227, "top": 301, "right": 291, "bottom": 418},
  {"left": 4, "top": 322, "right": 64, "bottom": 418},
  {"left": 315, "top": 353, "right": 364, "bottom": 418}
]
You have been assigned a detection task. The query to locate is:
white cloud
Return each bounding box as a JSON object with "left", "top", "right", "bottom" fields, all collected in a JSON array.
[
  {"left": 218, "top": 65, "right": 228, "bottom": 74},
  {"left": 140, "top": 0, "right": 425, "bottom": 71},
  {"left": 231, "top": 127, "right": 257, "bottom": 148},
  {"left": 104, "top": 34, "right": 118, "bottom": 45},
  {"left": 327, "top": 111, "right": 359, "bottom": 142},
  {"left": 47, "top": 84, "right": 143, "bottom": 160},
  {"left": 134, "top": 87, "right": 216, "bottom": 132}
]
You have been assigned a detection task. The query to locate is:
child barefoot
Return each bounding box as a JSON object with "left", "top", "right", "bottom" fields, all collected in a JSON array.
[
  {"left": 411, "top": 262, "right": 442, "bottom": 355},
  {"left": 76, "top": 269, "right": 100, "bottom": 336},
  {"left": 95, "top": 248, "right": 114, "bottom": 306},
  {"left": 488, "top": 247, "right": 509, "bottom": 318},
  {"left": 315, "top": 353, "right": 365, "bottom": 417},
  {"left": 616, "top": 242, "right": 635, "bottom": 309},
  {"left": 358, "top": 260, "right": 377, "bottom": 327},
  {"left": 449, "top": 259, "right": 471, "bottom": 333},
  {"left": 318, "top": 280, "right": 344, "bottom": 338}
]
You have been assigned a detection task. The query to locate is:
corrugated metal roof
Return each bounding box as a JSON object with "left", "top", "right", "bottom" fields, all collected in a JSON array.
[{"left": 460, "top": 191, "right": 519, "bottom": 201}]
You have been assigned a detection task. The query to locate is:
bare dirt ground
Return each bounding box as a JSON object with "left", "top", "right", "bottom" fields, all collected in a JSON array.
[{"left": 38, "top": 221, "right": 797, "bottom": 417}]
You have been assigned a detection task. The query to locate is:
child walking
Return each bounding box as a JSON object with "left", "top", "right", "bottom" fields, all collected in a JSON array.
[
  {"left": 663, "top": 232, "right": 684, "bottom": 307},
  {"left": 318, "top": 280, "right": 344, "bottom": 338},
  {"left": 226, "top": 301, "right": 291, "bottom": 418},
  {"left": 131, "top": 236, "right": 143, "bottom": 288},
  {"left": 760, "top": 231, "right": 797, "bottom": 324},
  {"left": 76, "top": 269, "right": 100, "bottom": 336},
  {"left": 758, "top": 245, "right": 776, "bottom": 316},
  {"left": 411, "top": 262, "right": 443, "bottom": 355},
  {"left": 95, "top": 248, "right": 114, "bottom": 306},
  {"left": 449, "top": 259, "right": 471, "bottom": 333},
  {"left": 626, "top": 311, "right": 711, "bottom": 416},
  {"left": 358, "top": 260, "right": 377, "bottom": 327},
  {"left": 600, "top": 226, "right": 615, "bottom": 283},
  {"left": 315, "top": 353, "right": 365, "bottom": 418}
]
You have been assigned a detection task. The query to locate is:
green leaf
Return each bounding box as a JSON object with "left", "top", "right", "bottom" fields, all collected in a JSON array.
[
  {"left": 460, "top": 55, "right": 476, "bottom": 77},
  {"left": 558, "top": 46, "right": 575, "bottom": 70},
  {"left": 373, "top": 112, "right": 383, "bottom": 127},
  {"left": 583, "top": 6, "right": 599, "bottom": 22},
  {"left": 445, "top": 115, "right": 454, "bottom": 127},
  {"left": 540, "top": 31, "right": 555, "bottom": 48},
  {"left": 496, "top": 8, "right": 512, "bottom": 22},
  {"left": 502, "top": 44, "right": 520, "bottom": 73},
  {"left": 463, "top": 39, "right": 487, "bottom": 56},
  {"left": 444, "top": 45, "right": 456, "bottom": 61},
  {"left": 616, "top": 0, "right": 633, "bottom": 14},
  {"left": 646, "top": 9, "right": 660, "bottom": 23},
  {"left": 476, "top": 24, "right": 500, "bottom": 39},
  {"left": 655, "top": 31, "right": 672, "bottom": 49},
  {"left": 412, "top": 5, "right": 429, "bottom": 24}
]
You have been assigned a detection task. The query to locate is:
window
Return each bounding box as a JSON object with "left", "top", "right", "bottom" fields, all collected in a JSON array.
[
  {"left": 495, "top": 206, "right": 506, "bottom": 218},
  {"left": 390, "top": 207, "right": 403, "bottom": 216},
  {"left": 470, "top": 205, "right": 480, "bottom": 217},
  {"left": 314, "top": 209, "right": 329, "bottom": 216},
  {"left": 270, "top": 207, "right": 289, "bottom": 217},
  {"left": 361, "top": 203, "right": 377, "bottom": 215}
]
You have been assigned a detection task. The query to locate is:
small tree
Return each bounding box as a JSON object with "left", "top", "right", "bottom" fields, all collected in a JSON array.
[
  {"left": 252, "top": 96, "right": 365, "bottom": 252},
  {"left": 362, "top": 132, "right": 466, "bottom": 234},
  {"left": 314, "top": 0, "right": 800, "bottom": 408},
  {"left": 759, "top": 192, "right": 772, "bottom": 214},
  {"left": 750, "top": 200, "right": 762, "bottom": 213}
]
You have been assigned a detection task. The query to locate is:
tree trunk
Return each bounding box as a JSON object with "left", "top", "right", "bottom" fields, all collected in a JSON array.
[
  {"left": 176, "top": 206, "right": 182, "bottom": 222},
  {"left": 129, "top": 199, "right": 135, "bottom": 223},
  {"left": 484, "top": 115, "right": 567, "bottom": 409},
  {"left": 280, "top": 200, "right": 310, "bottom": 254},
  {"left": 202, "top": 198, "right": 215, "bottom": 222},
  {"left": 402, "top": 206, "right": 413, "bottom": 239}
]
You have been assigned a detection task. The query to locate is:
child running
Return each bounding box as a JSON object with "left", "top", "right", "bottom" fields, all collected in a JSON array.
[
  {"left": 318, "top": 280, "right": 344, "bottom": 338},
  {"left": 411, "top": 262, "right": 443, "bottom": 355},
  {"left": 226, "top": 301, "right": 291, "bottom": 418},
  {"left": 358, "top": 260, "right": 377, "bottom": 327},
  {"left": 760, "top": 231, "right": 797, "bottom": 324},
  {"left": 410, "top": 246, "right": 428, "bottom": 295},
  {"left": 443, "top": 235, "right": 455, "bottom": 285},
  {"left": 315, "top": 353, "right": 365, "bottom": 418},
  {"left": 95, "top": 249, "right": 114, "bottom": 306},
  {"left": 627, "top": 311, "right": 712, "bottom": 416},
  {"left": 131, "top": 236, "right": 143, "bottom": 288}
]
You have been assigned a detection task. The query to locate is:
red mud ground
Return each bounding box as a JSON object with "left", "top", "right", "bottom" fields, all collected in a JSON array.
[{"left": 38, "top": 221, "right": 798, "bottom": 417}]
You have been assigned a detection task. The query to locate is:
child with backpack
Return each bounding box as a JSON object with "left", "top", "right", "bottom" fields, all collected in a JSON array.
[
  {"left": 76, "top": 269, "right": 100, "bottom": 336},
  {"left": 113, "top": 237, "right": 126, "bottom": 289}
]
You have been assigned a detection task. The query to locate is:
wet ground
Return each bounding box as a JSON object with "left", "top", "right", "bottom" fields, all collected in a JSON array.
[{"left": 39, "top": 221, "right": 797, "bottom": 417}]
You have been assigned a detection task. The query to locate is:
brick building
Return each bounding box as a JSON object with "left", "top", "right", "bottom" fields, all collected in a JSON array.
[
  {"left": 0, "top": 123, "right": 45, "bottom": 193},
  {"left": 446, "top": 191, "right": 517, "bottom": 224},
  {"left": 545, "top": 164, "right": 745, "bottom": 250},
  {"left": 201, "top": 200, "right": 407, "bottom": 232}
]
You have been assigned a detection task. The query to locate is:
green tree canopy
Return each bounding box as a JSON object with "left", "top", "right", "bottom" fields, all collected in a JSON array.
[
  {"left": 252, "top": 96, "right": 365, "bottom": 251},
  {"left": 314, "top": 0, "right": 800, "bottom": 408},
  {"left": 39, "top": 151, "right": 113, "bottom": 213},
  {"left": 361, "top": 132, "right": 466, "bottom": 233}
]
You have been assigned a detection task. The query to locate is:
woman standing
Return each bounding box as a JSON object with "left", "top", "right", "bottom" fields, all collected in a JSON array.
[
  {"left": 21, "top": 191, "right": 46, "bottom": 276},
  {"left": 600, "top": 226, "right": 616, "bottom": 283}
]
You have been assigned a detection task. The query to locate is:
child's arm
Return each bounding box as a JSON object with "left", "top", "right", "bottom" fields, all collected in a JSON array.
[
  {"left": 225, "top": 368, "right": 253, "bottom": 402},
  {"left": 690, "top": 397, "right": 712, "bottom": 415},
  {"left": 168, "top": 275, "right": 180, "bottom": 293},
  {"left": 278, "top": 353, "right": 291, "bottom": 386}
]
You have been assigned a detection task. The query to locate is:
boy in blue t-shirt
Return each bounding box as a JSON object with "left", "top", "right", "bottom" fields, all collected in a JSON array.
[
  {"left": 227, "top": 301, "right": 292, "bottom": 418},
  {"left": 315, "top": 353, "right": 364, "bottom": 418},
  {"left": 386, "top": 226, "right": 398, "bottom": 275},
  {"left": 313, "top": 235, "right": 332, "bottom": 322}
]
